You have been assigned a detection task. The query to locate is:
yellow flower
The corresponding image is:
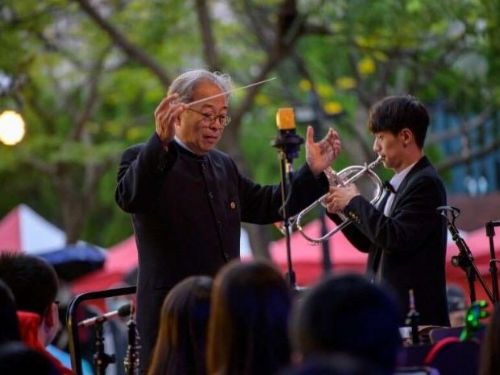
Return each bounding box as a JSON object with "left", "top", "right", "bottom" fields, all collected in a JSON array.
[
  {"left": 373, "top": 51, "right": 388, "bottom": 62},
  {"left": 324, "top": 101, "right": 343, "bottom": 115},
  {"left": 336, "top": 76, "right": 357, "bottom": 90},
  {"left": 355, "top": 36, "right": 376, "bottom": 48},
  {"left": 299, "top": 80, "right": 312, "bottom": 91},
  {"left": 255, "top": 93, "right": 270, "bottom": 106},
  {"left": 126, "top": 127, "right": 144, "bottom": 141},
  {"left": 318, "top": 84, "right": 335, "bottom": 98},
  {"left": 358, "top": 57, "right": 376, "bottom": 76}
]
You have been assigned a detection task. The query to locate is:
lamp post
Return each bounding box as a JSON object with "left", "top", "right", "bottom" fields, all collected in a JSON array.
[{"left": 0, "top": 110, "right": 26, "bottom": 146}]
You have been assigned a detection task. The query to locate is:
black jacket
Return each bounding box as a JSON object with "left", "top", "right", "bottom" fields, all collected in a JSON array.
[
  {"left": 332, "top": 156, "right": 450, "bottom": 326},
  {"left": 115, "top": 134, "right": 328, "bottom": 369}
]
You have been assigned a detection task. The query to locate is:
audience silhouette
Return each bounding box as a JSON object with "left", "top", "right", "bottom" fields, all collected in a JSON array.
[
  {"left": 0, "top": 279, "right": 20, "bottom": 344},
  {"left": 290, "top": 273, "right": 402, "bottom": 374},
  {"left": 207, "top": 260, "right": 292, "bottom": 375},
  {"left": 147, "top": 275, "right": 213, "bottom": 375}
]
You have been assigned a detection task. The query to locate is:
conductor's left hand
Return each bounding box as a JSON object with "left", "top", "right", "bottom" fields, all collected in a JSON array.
[{"left": 305, "top": 126, "right": 341, "bottom": 177}]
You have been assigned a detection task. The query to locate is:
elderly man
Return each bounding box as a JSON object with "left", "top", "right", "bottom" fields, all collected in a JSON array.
[{"left": 115, "top": 69, "right": 341, "bottom": 370}]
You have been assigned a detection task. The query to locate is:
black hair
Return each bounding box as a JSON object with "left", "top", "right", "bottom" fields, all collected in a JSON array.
[
  {"left": 0, "top": 252, "right": 58, "bottom": 317},
  {"left": 0, "top": 342, "right": 59, "bottom": 374},
  {"left": 208, "top": 260, "right": 292, "bottom": 375},
  {"left": 148, "top": 275, "right": 213, "bottom": 375},
  {"left": 368, "top": 95, "right": 430, "bottom": 149},
  {"left": 291, "top": 273, "right": 402, "bottom": 373},
  {"left": 281, "top": 353, "right": 386, "bottom": 375},
  {"left": 0, "top": 279, "right": 20, "bottom": 344}
]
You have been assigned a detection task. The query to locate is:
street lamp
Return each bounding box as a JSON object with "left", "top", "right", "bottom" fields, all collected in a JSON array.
[{"left": 0, "top": 110, "right": 26, "bottom": 145}]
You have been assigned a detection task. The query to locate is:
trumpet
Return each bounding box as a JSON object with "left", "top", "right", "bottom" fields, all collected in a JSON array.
[{"left": 292, "top": 156, "right": 383, "bottom": 244}]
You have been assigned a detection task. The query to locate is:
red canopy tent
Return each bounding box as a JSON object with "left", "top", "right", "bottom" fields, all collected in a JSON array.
[
  {"left": 269, "top": 219, "right": 367, "bottom": 286},
  {"left": 71, "top": 229, "right": 254, "bottom": 294},
  {"left": 71, "top": 236, "right": 138, "bottom": 294},
  {"left": 74, "top": 222, "right": 362, "bottom": 293},
  {"left": 72, "top": 218, "right": 500, "bottom": 305},
  {"left": 270, "top": 219, "right": 500, "bottom": 303}
]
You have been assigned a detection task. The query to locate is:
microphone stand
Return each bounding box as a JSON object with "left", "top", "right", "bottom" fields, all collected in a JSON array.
[
  {"left": 272, "top": 130, "right": 303, "bottom": 290},
  {"left": 486, "top": 220, "right": 500, "bottom": 303},
  {"left": 438, "top": 206, "right": 494, "bottom": 304},
  {"left": 93, "top": 320, "right": 115, "bottom": 375}
]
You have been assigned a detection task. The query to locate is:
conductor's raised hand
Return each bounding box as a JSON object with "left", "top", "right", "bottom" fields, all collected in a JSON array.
[
  {"left": 154, "top": 93, "right": 187, "bottom": 145},
  {"left": 305, "top": 126, "right": 341, "bottom": 176}
]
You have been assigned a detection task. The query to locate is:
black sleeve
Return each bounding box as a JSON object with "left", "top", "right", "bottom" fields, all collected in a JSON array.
[
  {"left": 115, "top": 133, "right": 177, "bottom": 213},
  {"left": 326, "top": 211, "right": 373, "bottom": 253},
  {"left": 343, "top": 174, "right": 446, "bottom": 256},
  {"left": 238, "top": 162, "right": 329, "bottom": 224}
]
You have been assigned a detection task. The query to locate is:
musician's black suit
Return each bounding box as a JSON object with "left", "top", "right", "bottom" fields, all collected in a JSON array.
[
  {"left": 115, "top": 134, "right": 328, "bottom": 370},
  {"left": 334, "top": 156, "right": 450, "bottom": 326}
]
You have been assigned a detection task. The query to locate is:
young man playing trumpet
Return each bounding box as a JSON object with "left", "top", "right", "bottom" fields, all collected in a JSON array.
[{"left": 324, "top": 95, "right": 449, "bottom": 327}]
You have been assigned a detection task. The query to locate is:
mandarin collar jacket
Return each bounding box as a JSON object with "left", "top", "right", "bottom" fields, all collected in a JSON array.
[{"left": 115, "top": 133, "right": 329, "bottom": 367}]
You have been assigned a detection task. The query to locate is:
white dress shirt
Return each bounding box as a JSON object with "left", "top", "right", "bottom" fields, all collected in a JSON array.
[{"left": 383, "top": 161, "right": 417, "bottom": 217}]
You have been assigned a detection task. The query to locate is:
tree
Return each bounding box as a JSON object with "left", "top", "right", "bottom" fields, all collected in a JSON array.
[{"left": 1, "top": 0, "right": 498, "bottom": 255}]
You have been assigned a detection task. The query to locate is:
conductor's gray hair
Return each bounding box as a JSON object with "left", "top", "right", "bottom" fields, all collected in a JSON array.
[{"left": 167, "top": 69, "right": 232, "bottom": 103}]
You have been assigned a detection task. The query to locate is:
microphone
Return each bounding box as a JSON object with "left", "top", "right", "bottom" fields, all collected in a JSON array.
[
  {"left": 78, "top": 303, "right": 132, "bottom": 327},
  {"left": 276, "top": 107, "right": 296, "bottom": 131},
  {"left": 436, "top": 205, "right": 460, "bottom": 222},
  {"left": 272, "top": 108, "right": 304, "bottom": 162}
]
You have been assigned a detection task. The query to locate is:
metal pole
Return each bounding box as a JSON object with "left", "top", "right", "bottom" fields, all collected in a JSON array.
[
  {"left": 309, "top": 91, "right": 332, "bottom": 274},
  {"left": 486, "top": 220, "right": 500, "bottom": 302}
]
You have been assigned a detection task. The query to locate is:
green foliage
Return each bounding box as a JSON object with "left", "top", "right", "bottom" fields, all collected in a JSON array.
[{"left": 0, "top": 0, "right": 498, "bottom": 248}]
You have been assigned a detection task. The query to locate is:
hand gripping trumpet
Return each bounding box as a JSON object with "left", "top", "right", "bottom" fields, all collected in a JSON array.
[{"left": 293, "top": 156, "right": 383, "bottom": 244}]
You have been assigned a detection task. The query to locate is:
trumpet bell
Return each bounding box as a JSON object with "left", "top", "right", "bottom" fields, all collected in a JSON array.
[{"left": 295, "top": 156, "right": 383, "bottom": 244}]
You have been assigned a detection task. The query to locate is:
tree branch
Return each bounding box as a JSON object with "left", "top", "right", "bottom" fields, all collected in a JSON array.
[
  {"left": 73, "top": 0, "right": 171, "bottom": 87},
  {"left": 436, "top": 137, "right": 500, "bottom": 172},
  {"left": 71, "top": 46, "right": 112, "bottom": 140},
  {"left": 428, "top": 107, "right": 494, "bottom": 145},
  {"left": 194, "top": 0, "right": 222, "bottom": 71},
  {"left": 23, "top": 154, "right": 57, "bottom": 175},
  {"left": 232, "top": 0, "right": 305, "bottom": 124},
  {"left": 241, "top": 0, "right": 275, "bottom": 53}
]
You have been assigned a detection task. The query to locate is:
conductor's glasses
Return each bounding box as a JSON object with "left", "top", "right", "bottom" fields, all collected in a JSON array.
[{"left": 188, "top": 107, "right": 231, "bottom": 128}]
